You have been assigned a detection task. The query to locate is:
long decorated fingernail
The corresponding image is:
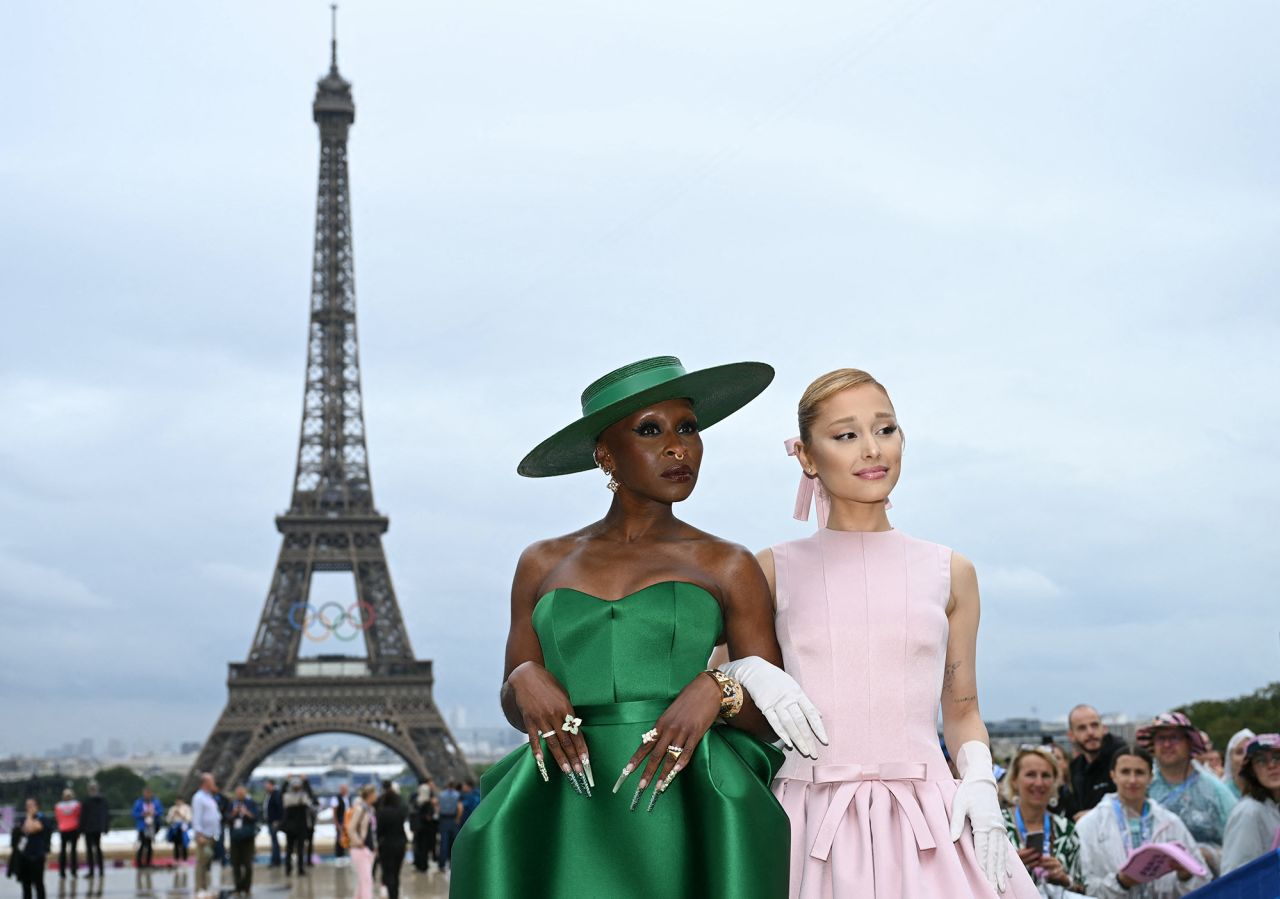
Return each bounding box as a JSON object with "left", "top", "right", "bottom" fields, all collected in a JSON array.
[
  {"left": 535, "top": 754, "right": 549, "bottom": 783},
  {"left": 660, "top": 768, "right": 678, "bottom": 791},
  {"left": 564, "top": 767, "right": 582, "bottom": 795},
  {"left": 580, "top": 772, "right": 592, "bottom": 798},
  {"left": 582, "top": 756, "right": 595, "bottom": 789},
  {"left": 612, "top": 764, "right": 633, "bottom": 794},
  {"left": 646, "top": 784, "right": 661, "bottom": 812},
  {"left": 629, "top": 783, "right": 644, "bottom": 811}
]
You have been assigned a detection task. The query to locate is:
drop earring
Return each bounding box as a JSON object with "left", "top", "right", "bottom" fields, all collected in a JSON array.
[{"left": 599, "top": 461, "right": 619, "bottom": 493}]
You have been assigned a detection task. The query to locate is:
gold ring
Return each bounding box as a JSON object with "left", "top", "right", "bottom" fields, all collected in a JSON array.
[{"left": 667, "top": 746, "right": 684, "bottom": 758}]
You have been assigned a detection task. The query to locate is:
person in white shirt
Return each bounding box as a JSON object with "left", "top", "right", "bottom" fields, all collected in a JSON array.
[
  {"left": 1076, "top": 745, "right": 1209, "bottom": 899},
  {"left": 191, "top": 773, "right": 222, "bottom": 899},
  {"left": 1221, "top": 734, "right": 1280, "bottom": 874}
]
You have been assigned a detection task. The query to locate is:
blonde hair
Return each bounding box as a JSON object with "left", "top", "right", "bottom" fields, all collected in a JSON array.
[
  {"left": 797, "top": 368, "right": 892, "bottom": 444},
  {"left": 1002, "top": 747, "right": 1061, "bottom": 806}
]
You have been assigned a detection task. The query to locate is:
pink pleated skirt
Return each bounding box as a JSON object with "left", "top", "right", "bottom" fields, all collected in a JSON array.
[{"left": 774, "top": 777, "right": 1041, "bottom": 899}]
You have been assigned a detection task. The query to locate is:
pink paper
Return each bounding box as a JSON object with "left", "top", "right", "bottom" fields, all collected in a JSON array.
[{"left": 1119, "top": 842, "right": 1208, "bottom": 884}]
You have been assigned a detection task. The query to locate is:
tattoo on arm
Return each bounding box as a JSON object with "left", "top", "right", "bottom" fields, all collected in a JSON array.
[
  {"left": 951, "top": 694, "right": 976, "bottom": 704},
  {"left": 942, "top": 661, "right": 961, "bottom": 692}
]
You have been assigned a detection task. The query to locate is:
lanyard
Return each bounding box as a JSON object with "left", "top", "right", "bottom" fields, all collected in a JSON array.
[
  {"left": 1160, "top": 770, "right": 1199, "bottom": 806},
  {"left": 1112, "top": 797, "right": 1153, "bottom": 853},
  {"left": 1014, "top": 807, "right": 1052, "bottom": 853}
]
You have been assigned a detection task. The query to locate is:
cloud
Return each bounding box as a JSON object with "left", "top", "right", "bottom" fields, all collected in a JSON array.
[
  {"left": 980, "top": 565, "right": 1065, "bottom": 601},
  {"left": 1, "top": 0, "right": 1277, "bottom": 756},
  {"left": 0, "top": 549, "right": 111, "bottom": 611}
]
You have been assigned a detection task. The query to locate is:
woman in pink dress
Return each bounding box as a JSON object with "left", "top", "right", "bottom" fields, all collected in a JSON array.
[{"left": 759, "top": 368, "right": 1038, "bottom": 898}]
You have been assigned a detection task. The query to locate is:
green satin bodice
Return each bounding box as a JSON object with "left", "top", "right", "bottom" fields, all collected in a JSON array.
[
  {"left": 533, "top": 580, "right": 723, "bottom": 705},
  {"left": 450, "top": 580, "right": 788, "bottom": 899}
]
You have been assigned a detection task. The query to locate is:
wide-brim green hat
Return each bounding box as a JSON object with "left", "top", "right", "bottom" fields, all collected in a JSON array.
[{"left": 518, "top": 356, "right": 775, "bottom": 477}]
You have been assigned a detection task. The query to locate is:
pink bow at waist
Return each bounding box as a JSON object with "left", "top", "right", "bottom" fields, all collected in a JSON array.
[{"left": 805, "top": 762, "right": 936, "bottom": 862}]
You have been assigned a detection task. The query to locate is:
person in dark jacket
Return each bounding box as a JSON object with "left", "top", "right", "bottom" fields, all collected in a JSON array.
[
  {"left": 300, "top": 779, "right": 317, "bottom": 871},
  {"left": 409, "top": 779, "right": 437, "bottom": 871},
  {"left": 375, "top": 786, "right": 409, "bottom": 899},
  {"left": 80, "top": 782, "right": 109, "bottom": 879},
  {"left": 333, "top": 784, "right": 349, "bottom": 861},
  {"left": 225, "top": 784, "right": 260, "bottom": 896},
  {"left": 263, "top": 779, "right": 283, "bottom": 867},
  {"left": 214, "top": 788, "right": 231, "bottom": 867},
  {"left": 281, "top": 777, "right": 311, "bottom": 875},
  {"left": 1066, "top": 704, "right": 1124, "bottom": 819},
  {"left": 8, "top": 797, "right": 54, "bottom": 899}
]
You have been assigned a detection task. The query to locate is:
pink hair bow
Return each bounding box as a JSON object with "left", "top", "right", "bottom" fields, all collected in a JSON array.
[
  {"left": 784, "top": 437, "right": 891, "bottom": 527},
  {"left": 785, "top": 437, "right": 829, "bottom": 527}
]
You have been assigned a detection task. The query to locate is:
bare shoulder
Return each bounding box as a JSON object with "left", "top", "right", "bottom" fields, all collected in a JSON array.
[
  {"left": 513, "top": 530, "right": 592, "bottom": 590},
  {"left": 679, "top": 526, "right": 759, "bottom": 575},
  {"left": 950, "top": 550, "right": 977, "bottom": 584},
  {"left": 755, "top": 547, "right": 776, "bottom": 581},
  {"left": 948, "top": 550, "right": 979, "bottom": 615}
]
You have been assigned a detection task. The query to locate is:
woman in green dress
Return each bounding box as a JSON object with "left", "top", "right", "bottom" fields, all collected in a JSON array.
[{"left": 449, "top": 356, "right": 824, "bottom": 899}]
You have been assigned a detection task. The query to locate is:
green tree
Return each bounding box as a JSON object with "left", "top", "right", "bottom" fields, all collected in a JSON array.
[
  {"left": 0, "top": 775, "right": 71, "bottom": 810},
  {"left": 1177, "top": 682, "right": 1280, "bottom": 751},
  {"left": 93, "top": 765, "right": 147, "bottom": 830}
]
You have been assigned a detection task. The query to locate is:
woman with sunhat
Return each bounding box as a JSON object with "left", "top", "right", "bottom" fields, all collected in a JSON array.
[
  {"left": 449, "top": 356, "right": 825, "bottom": 899},
  {"left": 1221, "top": 733, "right": 1280, "bottom": 873}
]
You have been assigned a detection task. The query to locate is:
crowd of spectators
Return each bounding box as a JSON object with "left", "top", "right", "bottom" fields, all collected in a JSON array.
[
  {"left": 995, "top": 704, "right": 1279, "bottom": 897},
  {"left": 11, "top": 706, "right": 1275, "bottom": 898},
  {"left": 7, "top": 771, "right": 479, "bottom": 898}
]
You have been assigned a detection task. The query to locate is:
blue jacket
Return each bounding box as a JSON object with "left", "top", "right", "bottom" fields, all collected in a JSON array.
[{"left": 133, "top": 797, "right": 165, "bottom": 834}]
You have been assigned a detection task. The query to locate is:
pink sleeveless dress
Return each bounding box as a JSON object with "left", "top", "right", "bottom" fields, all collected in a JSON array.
[{"left": 771, "top": 528, "right": 1038, "bottom": 899}]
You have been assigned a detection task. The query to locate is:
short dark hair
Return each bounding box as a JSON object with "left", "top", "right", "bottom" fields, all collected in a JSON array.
[{"left": 1110, "top": 743, "right": 1154, "bottom": 773}]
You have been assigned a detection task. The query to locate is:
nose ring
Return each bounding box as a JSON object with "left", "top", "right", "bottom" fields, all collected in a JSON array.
[{"left": 672, "top": 451, "right": 685, "bottom": 461}]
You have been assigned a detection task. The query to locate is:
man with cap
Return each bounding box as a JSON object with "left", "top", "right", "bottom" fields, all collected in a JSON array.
[{"left": 1138, "top": 711, "right": 1237, "bottom": 874}]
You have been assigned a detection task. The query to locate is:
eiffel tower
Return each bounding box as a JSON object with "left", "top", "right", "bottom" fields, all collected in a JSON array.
[{"left": 183, "top": 19, "right": 468, "bottom": 794}]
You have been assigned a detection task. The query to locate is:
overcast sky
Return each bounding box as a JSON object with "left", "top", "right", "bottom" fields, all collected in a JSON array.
[{"left": 2, "top": 1, "right": 1277, "bottom": 756}]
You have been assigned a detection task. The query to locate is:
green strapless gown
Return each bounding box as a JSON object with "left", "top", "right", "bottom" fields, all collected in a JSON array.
[{"left": 449, "top": 581, "right": 790, "bottom": 898}]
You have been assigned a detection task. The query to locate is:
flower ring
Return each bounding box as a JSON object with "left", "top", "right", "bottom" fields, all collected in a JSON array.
[
  {"left": 561, "top": 714, "right": 582, "bottom": 735},
  {"left": 641, "top": 728, "right": 659, "bottom": 744}
]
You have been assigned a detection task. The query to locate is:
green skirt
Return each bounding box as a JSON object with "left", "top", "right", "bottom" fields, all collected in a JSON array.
[{"left": 449, "top": 698, "right": 790, "bottom": 898}]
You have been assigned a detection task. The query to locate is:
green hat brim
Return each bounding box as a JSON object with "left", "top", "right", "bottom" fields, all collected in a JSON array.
[{"left": 517, "top": 361, "right": 774, "bottom": 477}]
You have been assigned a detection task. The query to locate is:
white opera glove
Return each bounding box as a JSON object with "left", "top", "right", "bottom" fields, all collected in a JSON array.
[
  {"left": 717, "top": 656, "right": 828, "bottom": 759},
  {"left": 949, "top": 741, "right": 1009, "bottom": 894}
]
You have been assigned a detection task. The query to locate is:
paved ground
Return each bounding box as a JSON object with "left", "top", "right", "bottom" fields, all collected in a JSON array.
[{"left": 0, "top": 862, "right": 451, "bottom": 899}]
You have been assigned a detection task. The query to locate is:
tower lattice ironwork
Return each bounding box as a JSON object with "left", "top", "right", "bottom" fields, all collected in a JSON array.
[{"left": 183, "top": 25, "right": 468, "bottom": 794}]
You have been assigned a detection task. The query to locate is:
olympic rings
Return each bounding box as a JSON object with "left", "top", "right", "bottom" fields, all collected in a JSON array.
[{"left": 288, "top": 600, "right": 376, "bottom": 642}]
